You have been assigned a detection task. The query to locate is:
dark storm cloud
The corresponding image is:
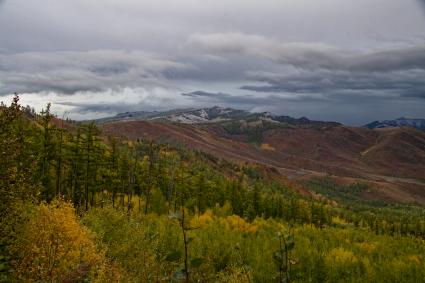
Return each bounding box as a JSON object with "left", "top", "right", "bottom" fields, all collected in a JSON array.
[
  {"left": 189, "top": 33, "right": 425, "bottom": 105},
  {"left": 188, "top": 32, "right": 425, "bottom": 104},
  {"left": 241, "top": 69, "right": 425, "bottom": 99}
]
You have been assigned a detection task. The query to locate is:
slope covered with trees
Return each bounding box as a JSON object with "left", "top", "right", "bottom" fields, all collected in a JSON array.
[{"left": 1, "top": 95, "right": 425, "bottom": 282}]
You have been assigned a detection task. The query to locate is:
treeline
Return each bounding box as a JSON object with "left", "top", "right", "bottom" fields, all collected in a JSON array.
[
  {"left": 0, "top": 95, "right": 332, "bottom": 227},
  {"left": 307, "top": 177, "right": 425, "bottom": 237},
  {"left": 2, "top": 95, "right": 424, "bottom": 236},
  {"left": 14, "top": 94, "right": 425, "bottom": 237}
]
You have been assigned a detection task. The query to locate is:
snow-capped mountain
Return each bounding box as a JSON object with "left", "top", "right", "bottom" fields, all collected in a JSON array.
[
  {"left": 150, "top": 106, "right": 251, "bottom": 124},
  {"left": 94, "top": 106, "right": 250, "bottom": 124},
  {"left": 92, "top": 106, "right": 340, "bottom": 126},
  {"left": 364, "top": 118, "right": 425, "bottom": 131}
]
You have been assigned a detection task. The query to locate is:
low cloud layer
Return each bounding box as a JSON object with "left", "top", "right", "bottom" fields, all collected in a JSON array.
[
  {"left": 241, "top": 69, "right": 425, "bottom": 99},
  {"left": 0, "top": 50, "right": 189, "bottom": 95}
]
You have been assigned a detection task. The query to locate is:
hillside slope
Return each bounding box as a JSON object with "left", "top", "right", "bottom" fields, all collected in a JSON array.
[
  {"left": 102, "top": 120, "right": 425, "bottom": 204},
  {"left": 103, "top": 122, "right": 425, "bottom": 178}
]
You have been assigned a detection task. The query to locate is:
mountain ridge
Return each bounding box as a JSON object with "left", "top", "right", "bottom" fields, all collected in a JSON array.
[
  {"left": 92, "top": 106, "right": 424, "bottom": 132},
  {"left": 364, "top": 117, "right": 425, "bottom": 131},
  {"left": 91, "top": 105, "right": 341, "bottom": 127}
]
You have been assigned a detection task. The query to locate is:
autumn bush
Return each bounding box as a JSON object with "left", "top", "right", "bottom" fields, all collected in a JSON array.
[{"left": 12, "top": 199, "right": 112, "bottom": 282}]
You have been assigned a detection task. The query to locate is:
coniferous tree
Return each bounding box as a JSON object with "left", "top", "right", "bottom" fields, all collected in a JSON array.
[
  {"left": 38, "top": 103, "right": 56, "bottom": 200},
  {"left": 0, "top": 95, "right": 39, "bottom": 279},
  {"left": 80, "top": 122, "right": 102, "bottom": 211}
]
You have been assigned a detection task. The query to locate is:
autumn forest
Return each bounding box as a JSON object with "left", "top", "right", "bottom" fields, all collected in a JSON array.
[{"left": 1, "top": 95, "right": 425, "bottom": 282}]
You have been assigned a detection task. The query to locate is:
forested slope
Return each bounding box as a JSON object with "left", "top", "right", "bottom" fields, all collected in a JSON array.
[
  {"left": 103, "top": 118, "right": 425, "bottom": 204},
  {"left": 1, "top": 95, "right": 425, "bottom": 282}
]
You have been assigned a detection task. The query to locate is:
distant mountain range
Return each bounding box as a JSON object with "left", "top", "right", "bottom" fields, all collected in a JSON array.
[
  {"left": 93, "top": 106, "right": 340, "bottom": 127},
  {"left": 93, "top": 107, "right": 425, "bottom": 134},
  {"left": 364, "top": 118, "right": 425, "bottom": 131}
]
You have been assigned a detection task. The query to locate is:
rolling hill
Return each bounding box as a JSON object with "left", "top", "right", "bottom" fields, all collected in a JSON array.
[{"left": 98, "top": 107, "right": 425, "bottom": 204}]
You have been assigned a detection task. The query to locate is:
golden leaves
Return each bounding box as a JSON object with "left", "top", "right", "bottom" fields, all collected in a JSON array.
[{"left": 13, "top": 199, "right": 108, "bottom": 282}]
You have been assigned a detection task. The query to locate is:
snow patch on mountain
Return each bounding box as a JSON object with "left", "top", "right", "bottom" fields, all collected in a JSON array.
[
  {"left": 364, "top": 118, "right": 425, "bottom": 131},
  {"left": 168, "top": 113, "right": 209, "bottom": 124}
]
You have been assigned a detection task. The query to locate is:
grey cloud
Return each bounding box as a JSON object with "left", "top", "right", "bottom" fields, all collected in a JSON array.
[
  {"left": 182, "top": 90, "right": 324, "bottom": 106},
  {"left": 185, "top": 32, "right": 425, "bottom": 103},
  {"left": 169, "top": 54, "right": 269, "bottom": 82},
  {"left": 190, "top": 33, "right": 425, "bottom": 72},
  {"left": 189, "top": 33, "right": 343, "bottom": 70},
  {"left": 1, "top": 0, "right": 425, "bottom": 123},
  {"left": 182, "top": 90, "right": 260, "bottom": 105},
  {"left": 241, "top": 69, "right": 425, "bottom": 99},
  {"left": 55, "top": 101, "right": 145, "bottom": 115},
  {"left": 3, "top": 0, "right": 422, "bottom": 54},
  {"left": 0, "top": 50, "right": 190, "bottom": 95},
  {"left": 348, "top": 47, "right": 425, "bottom": 72}
]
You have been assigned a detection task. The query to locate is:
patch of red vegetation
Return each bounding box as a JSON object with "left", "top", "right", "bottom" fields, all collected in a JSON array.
[{"left": 102, "top": 121, "right": 425, "bottom": 204}]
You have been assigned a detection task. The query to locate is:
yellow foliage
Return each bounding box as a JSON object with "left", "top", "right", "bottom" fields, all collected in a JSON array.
[
  {"left": 356, "top": 242, "right": 376, "bottom": 254},
  {"left": 216, "top": 265, "right": 252, "bottom": 283},
  {"left": 191, "top": 209, "right": 215, "bottom": 227},
  {"left": 212, "top": 201, "right": 233, "bottom": 217},
  {"left": 190, "top": 211, "right": 259, "bottom": 234},
  {"left": 332, "top": 216, "right": 348, "bottom": 225},
  {"left": 13, "top": 199, "right": 108, "bottom": 282},
  {"left": 220, "top": 215, "right": 258, "bottom": 234},
  {"left": 408, "top": 255, "right": 421, "bottom": 265},
  {"left": 326, "top": 247, "right": 358, "bottom": 265}
]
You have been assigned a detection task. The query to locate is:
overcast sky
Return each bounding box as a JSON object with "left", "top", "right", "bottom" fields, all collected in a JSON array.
[{"left": 0, "top": 0, "right": 424, "bottom": 125}]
